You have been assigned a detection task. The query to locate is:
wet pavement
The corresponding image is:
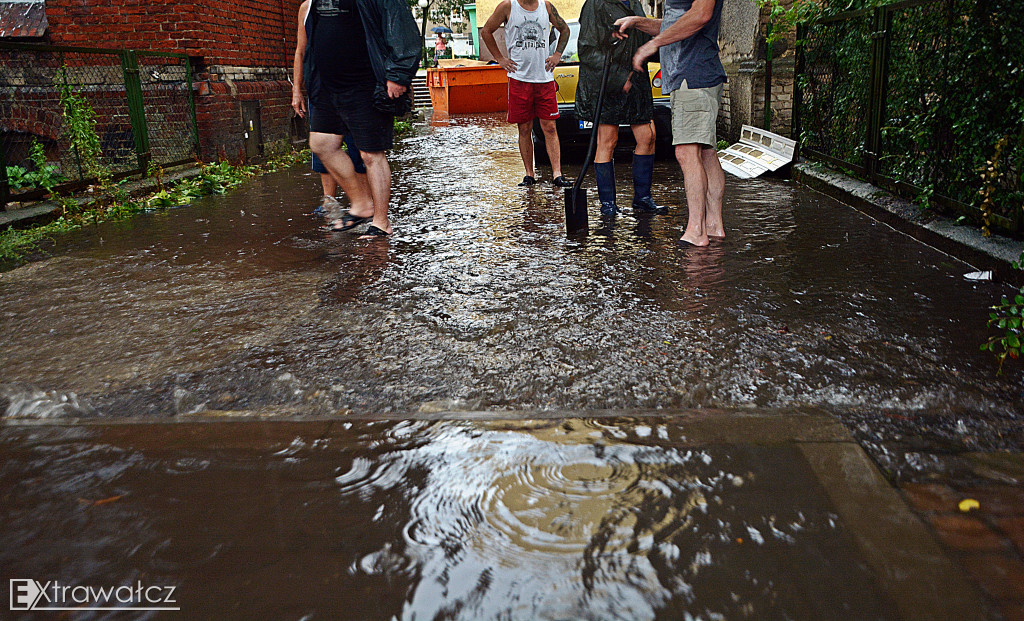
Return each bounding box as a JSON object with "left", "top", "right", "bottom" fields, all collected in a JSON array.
[
  {"left": 0, "top": 414, "right": 992, "bottom": 619},
  {"left": 1, "top": 113, "right": 1023, "bottom": 618}
]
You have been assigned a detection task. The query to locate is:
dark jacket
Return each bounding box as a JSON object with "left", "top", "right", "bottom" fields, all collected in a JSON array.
[
  {"left": 304, "top": 0, "right": 421, "bottom": 101},
  {"left": 574, "top": 0, "right": 654, "bottom": 126}
]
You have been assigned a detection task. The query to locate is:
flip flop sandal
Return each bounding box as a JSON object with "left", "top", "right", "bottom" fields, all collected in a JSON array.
[
  {"left": 359, "top": 225, "right": 391, "bottom": 239},
  {"left": 330, "top": 213, "right": 372, "bottom": 232}
]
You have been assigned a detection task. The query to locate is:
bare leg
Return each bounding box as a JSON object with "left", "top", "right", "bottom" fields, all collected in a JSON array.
[
  {"left": 701, "top": 145, "right": 726, "bottom": 238},
  {"left": 630, "top": 121, "right": 656, "bottom": 156},
  {"left": 320, "top": 173, "right": 337, "bottom": 197},
  {"left": 595, "top": 124, "right": 618, "bottom": 163},
  {"left": 309, "top": 132, "right": 374, "bottom": 219},
  {"left": 359, "top": 150, "right": 392, "bottom": 235},
  {"left": 517, "top": 122, "right": 535, "bottom": 179},
  {"left": 676, "top": 143, "right": 709, "bottom": 246},
  {"left": 539, "top": 119, "right": 563, "bottom": 179}
]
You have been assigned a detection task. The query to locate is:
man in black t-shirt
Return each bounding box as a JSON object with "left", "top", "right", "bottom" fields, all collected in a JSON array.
[
  {"left": 301, "top": 0, "right": 420, "bottom": 238},
  {"left": 292, "top": 0, "right": 370, "bottom": 229}
]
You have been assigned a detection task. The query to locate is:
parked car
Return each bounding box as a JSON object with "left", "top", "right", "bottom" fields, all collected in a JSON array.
[{"left": 533, "top": 21, "right": 673, "bottom": 163}]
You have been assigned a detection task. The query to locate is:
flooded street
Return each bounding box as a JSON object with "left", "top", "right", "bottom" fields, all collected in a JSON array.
[
  {"left": 1, "top": 114, "right": 1020, "bottom": 424},
  {"left": 0, "top": 114, "right": 1021, "bottom": 618}
]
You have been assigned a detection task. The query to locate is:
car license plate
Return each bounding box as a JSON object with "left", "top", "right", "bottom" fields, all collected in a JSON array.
[{"left": 579, "top": 120, "right": 593, "bottom": 129}]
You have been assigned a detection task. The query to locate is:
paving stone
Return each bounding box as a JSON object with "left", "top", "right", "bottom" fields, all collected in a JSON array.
[
  {"left": 901, "top": 482, "right": 961, "bottom": 513},
  {"left": 930, "top": 514, "right": 1006, "bottom": 552}
]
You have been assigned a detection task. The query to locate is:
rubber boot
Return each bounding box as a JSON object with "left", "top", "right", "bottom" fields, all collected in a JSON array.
[
  {"left": 595, "top": 161, "right": 617, "bottom": 216},
  {"left": 632, "top": 153, "right": 667, "bottom": 214}
]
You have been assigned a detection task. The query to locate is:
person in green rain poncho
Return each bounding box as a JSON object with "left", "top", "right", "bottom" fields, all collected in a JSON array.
[{"left": 575, "top": 0, "right": 665, "bottom": 216}]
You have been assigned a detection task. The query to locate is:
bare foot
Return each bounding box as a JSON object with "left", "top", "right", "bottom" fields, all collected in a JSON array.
[{"left": 679, "top": 234, "right": 709, "bottom": 247}]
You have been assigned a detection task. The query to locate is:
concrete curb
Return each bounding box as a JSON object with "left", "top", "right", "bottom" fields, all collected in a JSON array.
[{"left": 793, "top": 163, "right": 1024, "bottom": 287}]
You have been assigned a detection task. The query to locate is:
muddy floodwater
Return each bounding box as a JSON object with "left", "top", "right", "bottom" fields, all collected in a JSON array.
[
  {"left": 2, "top": 115, "right": 1021, "bottom": 425},
  {"left": 0, "top": 114, "right": 1020, "bottom": 620}
]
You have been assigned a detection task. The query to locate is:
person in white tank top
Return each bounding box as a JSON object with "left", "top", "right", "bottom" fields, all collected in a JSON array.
[{"left": 482, "top": 0, "right": 573, "bottom": 187}]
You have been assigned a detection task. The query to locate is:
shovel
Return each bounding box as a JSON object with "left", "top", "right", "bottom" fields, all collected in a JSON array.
[{"left": 565, "top": 37, "right": 620, "bottom": 234}]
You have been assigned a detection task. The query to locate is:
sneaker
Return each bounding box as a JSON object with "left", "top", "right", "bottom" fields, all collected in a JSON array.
[
  {"left": 316, "top": 195, "right": 342, "bottom": 217},
  {"left": 552, "top": 175, "right": 573, "bottom": 188},
  {"left": 600, "top": 201, "right": 619, "bottom": 216},
  {"left": 518, "top": 176, "right": 537, "bottom": 187},
  {"left": 632, "top": 195, "right": 667, "bottom": 215}
]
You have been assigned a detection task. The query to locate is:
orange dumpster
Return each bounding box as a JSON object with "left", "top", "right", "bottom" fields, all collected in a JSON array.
[{"left": 427, "top": 65, "right": 509, "bottom": 115}]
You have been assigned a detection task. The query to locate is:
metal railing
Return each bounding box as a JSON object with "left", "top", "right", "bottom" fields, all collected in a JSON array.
[
  {"left": 795, "top": 0, "right": 1023, "bottom": 235},
  {"left": 0, "top": 42, "right": 200, "bottom": 209}
]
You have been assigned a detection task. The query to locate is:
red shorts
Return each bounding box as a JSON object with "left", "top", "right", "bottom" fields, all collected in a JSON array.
[{"left": 507, "top": 77, "right": 559, "bottom": 124}]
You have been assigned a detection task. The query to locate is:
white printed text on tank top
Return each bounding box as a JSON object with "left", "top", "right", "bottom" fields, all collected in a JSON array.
[{"left": 505, "top": 0, "right": 553, "bottom": 83}]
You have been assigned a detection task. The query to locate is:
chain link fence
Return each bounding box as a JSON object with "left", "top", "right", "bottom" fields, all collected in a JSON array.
[
  {"left": 796, "top": 0, "right": 1024, "bottom": 235},
  {"left": 0, "top": 43, "right": 199, "bottom": 208}
]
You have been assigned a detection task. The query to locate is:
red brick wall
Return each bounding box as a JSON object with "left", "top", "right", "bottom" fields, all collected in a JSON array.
[
  {"left": 45, "top": 0, "right": 297, "bottom": 66},
  {"left": 43, "top": 0, "right": 301, "bottom": 163},
  {"left": 197, "top": 80, "right": 295, "bottom": 161}
]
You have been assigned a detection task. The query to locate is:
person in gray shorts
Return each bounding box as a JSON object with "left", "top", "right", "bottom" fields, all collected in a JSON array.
[{"left": 614, "top": 0, "right": 726, "bottom": 246}]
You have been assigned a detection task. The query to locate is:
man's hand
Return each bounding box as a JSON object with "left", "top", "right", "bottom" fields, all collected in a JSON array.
[
  {"left": 622, "top": 77, "right": 633, "bottom": 94},
  {"left": 614, "top": 16, "right": 642, "bottom": 36},
  {"left": 545, "top": 52, "right": 562, "bottom": 72},
  {"left": 632, "top": 39, "right": 658, "bottom": 72},
  {"left": 496, "top": 56, "right": 519, "bottom": 73},
  {"left": 291, "top": 91, "right": 306, "bottom": 118},
  {"left": 387, "top": 81, "right": 407, "bottom": 98}
]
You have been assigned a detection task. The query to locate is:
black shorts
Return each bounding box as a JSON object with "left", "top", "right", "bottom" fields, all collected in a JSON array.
[{"left": 309, "top": 84, "right": 393, "bottom": 153}]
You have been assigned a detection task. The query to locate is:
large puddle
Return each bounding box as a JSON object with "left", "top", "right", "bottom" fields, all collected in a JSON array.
[
  {"left": 0, "top": 418, "right": 900, "bottom": 619},
  {"left": 1, "top": 114, "right": 1021, "bottom": 420}
]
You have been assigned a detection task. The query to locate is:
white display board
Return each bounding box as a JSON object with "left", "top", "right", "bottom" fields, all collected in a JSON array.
[{"left": 718, "top": 125, "right": 796, "bottom": 179}]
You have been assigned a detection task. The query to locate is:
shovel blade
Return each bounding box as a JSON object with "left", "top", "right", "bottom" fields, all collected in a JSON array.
[{"left": 564, "top": 187, "right": 589, "bottom": 234}]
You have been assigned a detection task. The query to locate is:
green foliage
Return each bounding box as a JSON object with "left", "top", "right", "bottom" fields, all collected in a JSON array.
[
  {"left": 56, "top": 76, "right": 105, "bottom": 181},
  {"left": 981, "top": 251, "right": 1024, "bottom": 372},
  {"left": 757, "top": 0, "right": 821, "bottom": 45},
  {"left": 0, "top": 215, "right": 78, "bottom": 265},
  {"left": 878, "top": 0, "right": 1024, "bottom": 226},
  {"left": 394, "top": 118, "right": 414, "bottom": 135},
  {"left": 797, "top": 0, "right": 1024, "bottom": 226},
  {"left": 5, "top": 140, "right": 65, "bottom": 192},
  {"left": 5, "top": 166, "right": 33, "bottom": 191}
]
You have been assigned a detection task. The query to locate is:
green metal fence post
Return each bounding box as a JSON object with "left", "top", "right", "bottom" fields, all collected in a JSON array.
[
  {"left": 120, "top": 49, "right": 151, "bottom": 174},
  {"left": 183, "top": 55, "right": 201, "bottom": 159}
]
